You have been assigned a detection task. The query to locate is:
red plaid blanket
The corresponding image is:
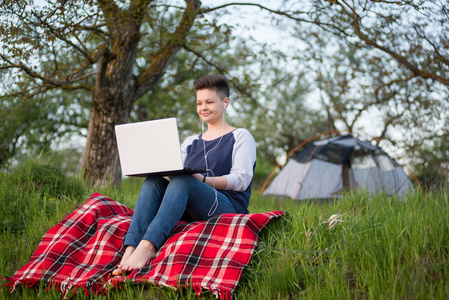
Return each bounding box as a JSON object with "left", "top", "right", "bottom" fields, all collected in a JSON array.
[{"left": 5, "top": 193, "right": 284, "bottom": 299}]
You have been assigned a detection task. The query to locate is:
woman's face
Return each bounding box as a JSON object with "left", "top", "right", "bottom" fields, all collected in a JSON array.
[{"left": 196, "top": 88, "right": 228, "bottom": 125}]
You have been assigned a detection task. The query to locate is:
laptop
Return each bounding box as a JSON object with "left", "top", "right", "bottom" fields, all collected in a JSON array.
[{"left": 115, "top": 117, "right": 206, "bottom": 177}]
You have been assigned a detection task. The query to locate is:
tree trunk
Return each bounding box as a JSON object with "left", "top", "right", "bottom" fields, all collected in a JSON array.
[
  {"left": 81, "top": 86, "right": 135, "bottom": 188},
  {"left": 80, "top": 21, "right": 140, "bottom": 188},
  {"left": 80, "top": 0, "right": 201, "bottom": 188}
]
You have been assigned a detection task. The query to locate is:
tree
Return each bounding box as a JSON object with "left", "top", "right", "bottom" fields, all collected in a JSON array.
[
  {"left": 1, "top": 0, "right": 243, "bottom": 187},
  {"left": 247, "top": 0, "right": 449, "bottom": 87},
  {"left": 1, "top": 0, "right": 283, "bottom": 187},
  {"left": 410, "top": 132, "right": 449, "bottom": 189},
  {"left": 298, "top": 30, "right": 445, "bottom": 143},
  {"left": 245, "top": 51, "right": 336, "bottom": 165},
  {"left": 291, "top": 0, "right": 449, "bottom": 184},
  {"left": 0, "top": 88, "right": 90, "bottom": 165}
]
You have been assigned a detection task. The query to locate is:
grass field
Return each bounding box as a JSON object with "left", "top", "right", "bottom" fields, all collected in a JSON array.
[{"left": 1, "top": 158, "right": 448, "bottom": 299}]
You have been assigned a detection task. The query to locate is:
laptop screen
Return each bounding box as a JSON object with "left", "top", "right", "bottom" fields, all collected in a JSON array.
[{"left": 115, "top": 118, "right": 184, "bottom": 176}]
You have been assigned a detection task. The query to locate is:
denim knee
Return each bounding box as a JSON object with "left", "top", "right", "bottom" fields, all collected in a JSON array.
[
  {"left": 142, "top": 176, "right": 169, "bottom": 190},
  {"left": 168, "top": 174, "right": 196, "bottom": 188}
]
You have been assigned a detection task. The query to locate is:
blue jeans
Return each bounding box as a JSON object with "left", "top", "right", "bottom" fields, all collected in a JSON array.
[{"left": 124, "top": 174, "right": 237, "bottom": 249}]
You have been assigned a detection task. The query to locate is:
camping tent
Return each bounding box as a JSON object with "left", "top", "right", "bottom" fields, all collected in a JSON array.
[{"left": 263, "top": 134, "right": 414, "bottom": 200}]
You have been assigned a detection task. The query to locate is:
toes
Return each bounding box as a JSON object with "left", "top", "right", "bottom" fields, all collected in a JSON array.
[
  {"left": 112, "top": 268, "right": 123, "bottom": 276},
  {"left": 121, "top": 264, "right": 132, "bottom": 271}
]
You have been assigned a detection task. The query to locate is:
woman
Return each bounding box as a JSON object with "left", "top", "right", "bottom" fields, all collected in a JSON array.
[{"left": 114, "top": 74, "right": 256, "bottom": 274}]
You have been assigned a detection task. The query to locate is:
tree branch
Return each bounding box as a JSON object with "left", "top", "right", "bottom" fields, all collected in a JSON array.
[
  {"left": 414, "top": 25, "right": 449, "bottom": 68},
  {"left": 22, "top": 85, "right": 53, "bottom": 102},
  {"left": 135, "top": 0, "right": 201, "bottom": 100},
  {"left": 201, "top": 2, "right": 350, "bottom": 36},
  {"left": 43, "top": 0, "right": 69, "bottom": 23},
  {"left": 201, "top": 2, "right": 308, "bottom": 15},
  {"left": 339, "top": 3, "right": 449, "bottom": 86},
  {"left": 96, "top": 0, "right": 121, "bottom": 32},
  {"left": 374, "top": 75, "right": 417, "bottom": 102},
  {"left": 72, "top": 23, "right": 108, "bottom": 36},
  {"left": 377, "top": 107, "right": 407, "bottom": 142},
  {"left": 95, "top": 47, "right": 110, "bottom": 89},
  {"left": 182, "top": 44, "right": 260, "bottom": 106},
  {"left": 370, "top": 0, "right": 423, "bottom": 10},
  {"left": 349, "top": 100, "right": 379, "bottom": 129},
  {"left": 0, "top": 54, "right": 91, "bottom": 92},
  {"left": 182, "top": 44, "right": 226, "bottom": 73},
  {"left": 31, "top": 10, "right": 92, "bottom": 60},
  {"left": 223, "top": 1, "right": 449, "bottom": 87},
  {"left": 65, "top": 44, "right": 109, "bottom": 82},
  {"left": 0, "top": 85, "right": 41, "bottom": 99},
  {"left": 339, "top": 0, "right": 362, "bottom": 21},
  {"left": 1, "top": 54, "right": 65, "bottom": 86}
]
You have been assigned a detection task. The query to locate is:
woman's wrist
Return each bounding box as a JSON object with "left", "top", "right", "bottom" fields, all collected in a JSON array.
[{"left": 193, "top": 173, "right": 204, "bottom": 181}]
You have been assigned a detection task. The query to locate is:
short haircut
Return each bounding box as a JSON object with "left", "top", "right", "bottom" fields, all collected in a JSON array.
[{"left": 193, "top": 74, "right": 230, "bottom": 99}]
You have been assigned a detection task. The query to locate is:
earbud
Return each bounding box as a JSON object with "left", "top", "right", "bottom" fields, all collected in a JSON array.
[{"left": 224, "top": 103, "right": 227, "bottom": 109}]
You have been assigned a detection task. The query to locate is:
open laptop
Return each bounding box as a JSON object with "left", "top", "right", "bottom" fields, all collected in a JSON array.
[{"left": 115, "top": 118, "right": 206, "bottom": 177}]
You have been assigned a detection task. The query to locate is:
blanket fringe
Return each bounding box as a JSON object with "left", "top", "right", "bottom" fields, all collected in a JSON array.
[
  {"left": 3, "top": 278, "right": 40, "bottom": 292},
  {"left": 44, "top": 282, "right": 55, "bottom": 292},
  {"left": 193, "top": 282, "right": 233, "bottom": 300},
  {"left": 192, "top": 283, "right": 202, "bottom": 298},
  {"left": 220, "top": 287, "right": 233, "bottom": 300},
  {"left": 214, "top": 285, "right": 233, "bottom": 300},
  {"left": 4, "top": 277, "right": 234, "bottom": 299},
  {"left": 3, "top": 277, "right": 109, "bottom": 298}
]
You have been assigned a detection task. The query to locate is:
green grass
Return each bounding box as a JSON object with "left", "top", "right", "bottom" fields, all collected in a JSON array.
[{"left": 1, "top": 158, "right": 448, "bottom": 299}]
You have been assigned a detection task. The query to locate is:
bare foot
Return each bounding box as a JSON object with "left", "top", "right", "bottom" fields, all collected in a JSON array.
[
  {"left": 119, "top": 246, "right": 136, "bottom": 267},
  {"left": 120, "top": 240, "right": 156, "bottom": 271},
  {"left": 112, "top": 246, "right": 136, "bottom": 275}
]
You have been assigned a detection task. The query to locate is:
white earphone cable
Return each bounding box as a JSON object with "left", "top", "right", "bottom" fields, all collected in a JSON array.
[{"left": 202, "top": 106, "right": 226, "bottom": 216}]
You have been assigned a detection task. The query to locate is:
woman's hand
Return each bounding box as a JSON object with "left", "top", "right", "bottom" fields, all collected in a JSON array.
[
  {"left": 192, "top": 173, "right": 228, "bottom": 190},
  {"left": 192, "top": 173, "right": 203, "bottom": 181}
]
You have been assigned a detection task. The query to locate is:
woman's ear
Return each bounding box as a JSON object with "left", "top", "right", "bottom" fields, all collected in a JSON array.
[{"left": 224, "top": 97, "right": 230, "bottom": 109}]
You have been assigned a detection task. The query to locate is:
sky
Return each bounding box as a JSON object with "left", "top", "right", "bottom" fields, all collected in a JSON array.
[{"left": 201, "top": 1, "right": 289, "bottom": 43}]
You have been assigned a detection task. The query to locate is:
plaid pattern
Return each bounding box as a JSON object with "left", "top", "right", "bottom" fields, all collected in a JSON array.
[{"left": 5, "top": 193, "right": 284, "bottom": 299}]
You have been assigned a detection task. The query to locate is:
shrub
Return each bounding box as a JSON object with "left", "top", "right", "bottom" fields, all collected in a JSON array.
[
  {"left": 7, "top": 157, "right": 86, "bottom": 200},
  {"left": 0, "top": 157, "right": 86, "bottom": 234}
]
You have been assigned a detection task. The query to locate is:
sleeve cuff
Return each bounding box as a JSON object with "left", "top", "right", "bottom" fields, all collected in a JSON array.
[{"left": 224, "top": 174, "right": 237, "bottom": 191}]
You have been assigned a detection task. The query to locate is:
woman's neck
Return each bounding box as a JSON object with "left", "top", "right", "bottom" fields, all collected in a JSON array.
[{"left": 203, "top": 122, "right": 235, "bottom": 141}]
